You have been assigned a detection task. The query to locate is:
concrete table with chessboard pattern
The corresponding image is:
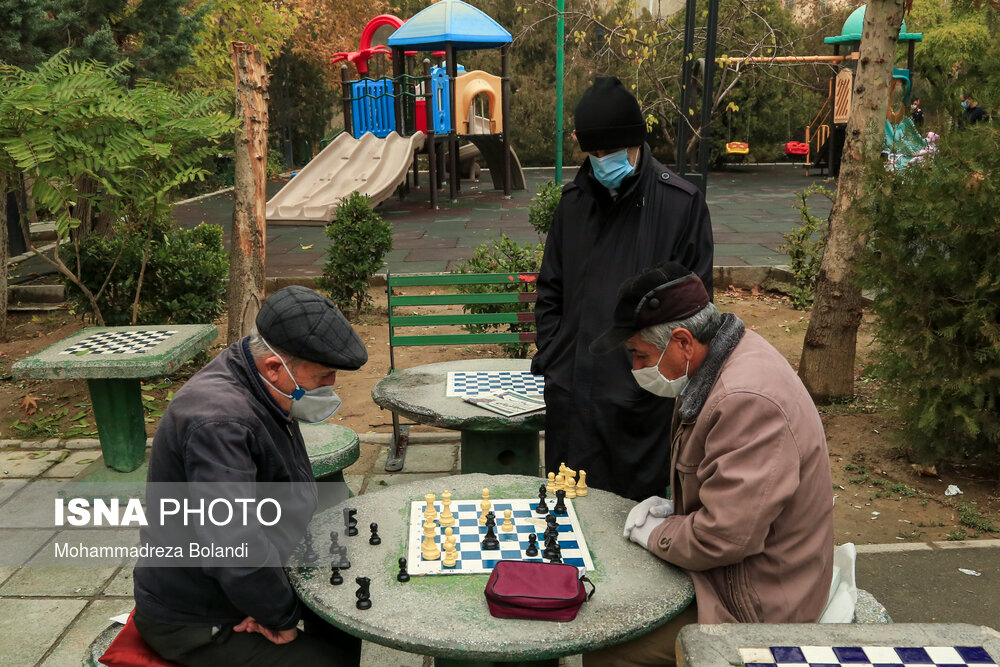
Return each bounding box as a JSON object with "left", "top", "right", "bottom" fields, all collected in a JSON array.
[
  {"left": 372, "top": 359, "right": 546, "bottom": 476},
  {"left": 13, "top": 324, "right": 217, "bottom": 472},
  {"left": 289, "top": 473, "right": 694, "bottom": 667}
]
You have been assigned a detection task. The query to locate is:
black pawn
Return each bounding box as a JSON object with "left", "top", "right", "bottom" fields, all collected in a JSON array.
[
  {"left": 328, "top": 530, "right": 340, "bottom": 555},
  {"left": 553, "top": 489, "right": 568, "bottom": 515},
  {"left": 396, "top": 557, "right": 410, "bottom": 583},
  {"left": 355, "top": 576, "right": 372, "bottom": 610},
  {"left": 369, "top": 522, "right": 381, "bottom": 545},
  {"left": 344, "top": 508, "right": 359, "bottom": 536},
  {"left": 525, "top": 533, "right": 539, "bottom": 557},
  {"left": 543, "top": 536, "right": 561, "bottom": 562},
  {"left": 535, "top": 485, "right": 548, "bottom": 514},
  {"left": 329, "top": 565, "right": 343, "bottom": 585},
  {"left": 548, "top": 543, "right": 563, "bottom": 564},
  {"left": 302, "top": 531, "right": 318, "bottom": 565}
]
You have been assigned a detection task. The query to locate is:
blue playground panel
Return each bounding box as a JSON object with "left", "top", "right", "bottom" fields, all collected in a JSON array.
[{"left": 352, "top": 78, "right": 397, "bottom": 138}]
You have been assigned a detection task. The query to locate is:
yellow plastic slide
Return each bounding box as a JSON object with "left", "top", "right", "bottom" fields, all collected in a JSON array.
[{"left": 266, "top": 131, "right": 426, "bottom": 224}]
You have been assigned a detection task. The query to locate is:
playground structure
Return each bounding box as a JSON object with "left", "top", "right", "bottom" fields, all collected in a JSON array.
[
  {"left": 266, "top": 1, "right": 524, "bottom": 224},
  {"left": 718, "top": 5, "right": 923, "bottom": 175}
]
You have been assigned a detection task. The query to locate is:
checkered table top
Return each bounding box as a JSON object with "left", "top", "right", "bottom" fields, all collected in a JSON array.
[
  {"left": 740, "top": 645, "right": 997, "bottom": 667},
  {"left": 446, "top": 370, "right": 545, "bottom": 397},
  {"left": 59, "top": 330, "right": 178, "bottom": 356}
]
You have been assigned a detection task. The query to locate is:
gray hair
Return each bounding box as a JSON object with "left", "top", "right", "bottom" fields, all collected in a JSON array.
[
  {"left": 246, "top": 328, "right": 301, "bottom": 368},
  {"left": 639, "top": 302, "right": 723, "bottom": 350}
]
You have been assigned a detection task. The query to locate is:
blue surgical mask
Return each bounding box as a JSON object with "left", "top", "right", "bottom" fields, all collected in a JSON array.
[
  {"left": 589, "top": 149, "right": 636, "bottom": 189},
  {"left": 258, "top": 339, "right": 342, "bottom": 423},
  {"left": 961, "top": 100, "right": 969, "bottom": 109}
]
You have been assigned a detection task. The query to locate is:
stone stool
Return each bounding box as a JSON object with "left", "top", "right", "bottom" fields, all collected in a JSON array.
[
  {"left": 854, "top": 589, "right": 892, "bottom": 624},
  {"left": 300, "top": 423, "right": 360, "bottom": 483},
  {"left": 82, "top": 622, "right": 123, "bottom": 666}
]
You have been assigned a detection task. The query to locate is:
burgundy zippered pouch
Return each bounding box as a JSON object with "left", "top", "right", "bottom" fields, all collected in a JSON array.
[{"left": 484, "top": 560, "right": 596, "bottom": 621}]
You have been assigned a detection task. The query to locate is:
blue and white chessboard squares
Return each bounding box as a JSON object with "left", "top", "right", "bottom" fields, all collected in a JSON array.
[
  {"left": 739, "top": 646, "right": 998, "bottom": 667},
  {"left": 446, "top": 371, "right": 545, "bottom": 397}
]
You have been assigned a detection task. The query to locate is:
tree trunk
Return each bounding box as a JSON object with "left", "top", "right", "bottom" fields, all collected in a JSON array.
[
  {"left": 227, "top": 42, "right": 269, "bottom": 344},
  {"left": 0, "top": 174, "right": 8, "bottom": 339},
  {"left": 798, "top": 0, "right": 907, "bottom": 401}
]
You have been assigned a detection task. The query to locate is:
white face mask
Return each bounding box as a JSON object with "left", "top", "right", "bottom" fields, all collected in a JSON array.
[
  {"left": 631, "top": 343, "right": 690, "bottom": 398},
  {"left": 258, "top": 340, "right": 342, "bottom": 423}
]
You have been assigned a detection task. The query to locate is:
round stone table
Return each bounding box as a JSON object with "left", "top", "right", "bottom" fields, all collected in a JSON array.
[
  {"left": 372, "top": 359, "right": 547, "bottom": 476},
  {"left": 289, "top": 473, "right": 694, "bottom": 667}
]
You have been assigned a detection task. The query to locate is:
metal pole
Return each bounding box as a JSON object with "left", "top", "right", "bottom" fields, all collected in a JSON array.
[
  {"left": 554, "top": 0, "right": 565, "bottom": 184},
  {"left": 340, "top": 65, "right": 353, "bottom": 138},
  {"left": 695, "top": 0, "right": 721, "bottom": 194},
  {"left": 446, "top": 43, "right": 459, "bottom": 200},
  {"left": 424, "top": 59, "right": 438, "bottom": 209},
  {"left": 676, "top": 0, "right": 697, "bottom": 174},
  {"left": 391, "top": 47, "right": 404, "bottom": 136},
  {"left": 501, "top": 45, "right": 512, "bottom": 198}
]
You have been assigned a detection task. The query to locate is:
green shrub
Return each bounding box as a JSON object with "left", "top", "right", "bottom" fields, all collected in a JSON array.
[
  {"left": 528, "top": 180, "right": 562, "bottom": 235},
  {"left": 779, "top": 184, "right": 832, "bottom": 310},
  {"left": 856, "top": 127, "right": 1000, "bottom": 467},
  {"left": 452, "top": 234, "right": 544, "bottom": 359},
  {"left": 63, "top": 223, "right": 228, "bottom": 325},
  {"left": 318, "top": 192, "right": 393, "bottom": 316}
]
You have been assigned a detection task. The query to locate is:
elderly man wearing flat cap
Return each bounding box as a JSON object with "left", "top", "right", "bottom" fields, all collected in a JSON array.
[
  {"left": 133, "top": 286, "right": 366, "bottom": 666},
  {"left": 583, "top": 262, "right": 833, "bottom": 667},
  {"left": 533, "top": 76, "right": 714, "bottom": 501}
]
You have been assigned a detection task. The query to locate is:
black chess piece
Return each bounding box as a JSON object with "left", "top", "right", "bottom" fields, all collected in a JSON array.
[
  {"left": 335, "top": 545, "right": 351, "bottom": 570},
  {"left": 329, "top": 565, "right": 343, "bottom": 585},
  {"left": 553, "top": 489, "right": 568, "bottom": 515},
  {"left": 548, "top": 542, "right": 563, "bottom": 563},
  {"left": 543, "top": 535, "right": 561, "bottom": 562},
  {"left": 535, "top": 485, "right": 548, "bottom": 514},
  {"left": 302, "top": 530, "right": 319, "bottom": 565},
  {"left": 481, "top": 520, "right": 500, "bottom": 550},
  {"left": 369, "top": 522, "right": 381, "bottom": 545},
  {"left": 525, "top": 533, "right": 539, "bottom": 557},
  {"left": 344, "top": 508, "right": 359, "bottom": 536},
  {"left": 355, "top": 576, "right": 372, "bottom": 610},
  {"left": 544, "top": 514, "right": 559, "bottom": 541},
  {"left": 396, "top": 557, "right": 410, "bottom": 583},
  {"left": 485, "top": 510, "right": 496, "bottom": 527},
  {"left": 328, "top": 530, "right": 340, "bottom": 555}
]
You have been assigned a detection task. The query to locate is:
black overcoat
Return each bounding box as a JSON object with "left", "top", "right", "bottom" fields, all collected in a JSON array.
[{"left": 531, "top": 146, "right": 714, "bottom": 500}]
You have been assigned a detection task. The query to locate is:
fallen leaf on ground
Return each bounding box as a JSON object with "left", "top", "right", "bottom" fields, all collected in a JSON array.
[
  {"left": 910, "top": 463, "right": 937, "bottom": 476},
  {"left": 299, "top": 243, "right": 314, "bottom": 250},
  {"left": 19, "top": 395, "right": 39, "bottom": 415}
]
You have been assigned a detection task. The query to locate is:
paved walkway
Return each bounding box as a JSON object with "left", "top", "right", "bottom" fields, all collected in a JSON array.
[
  {"left": 0, "top": 443, "right": 997, "bottom": 666},
  {"left": 171, "top": 164, "right": 832, "bottom": 278}
]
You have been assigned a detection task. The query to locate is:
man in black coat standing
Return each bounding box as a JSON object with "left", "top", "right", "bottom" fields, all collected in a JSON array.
[{"left": 532, "top": 76, "right": 714, "bottom": 500}]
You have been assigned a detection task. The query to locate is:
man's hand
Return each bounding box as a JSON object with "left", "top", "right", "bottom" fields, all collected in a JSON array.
[
  {"left": 628, "top": 514, "right": 667, "bottom": 551},
  {"left": 623, "top": 496, "right": 674, "bottom": 537},
  {"left": 233, "top": 616, "right": 298, "bottom": 645}
]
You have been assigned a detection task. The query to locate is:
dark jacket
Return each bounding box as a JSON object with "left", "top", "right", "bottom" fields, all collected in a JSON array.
[
  {"left": 134, "top": 340, "right": 317, "bottom": 630},
  {"left": 532, "top": 146, "right": 714, "bottom": 499},
  {"left": 961, "top": 105, "right": 989, "bottom": 126}
]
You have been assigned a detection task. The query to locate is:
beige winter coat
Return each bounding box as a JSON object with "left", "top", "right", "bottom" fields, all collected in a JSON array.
[{"left": 647, "top": 316, "right": 834, "bottom": 623}]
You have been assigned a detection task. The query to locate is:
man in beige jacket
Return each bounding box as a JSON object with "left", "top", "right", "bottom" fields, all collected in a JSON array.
[{"left": 584, "top": 261, "right": 834, "bottom": 666}]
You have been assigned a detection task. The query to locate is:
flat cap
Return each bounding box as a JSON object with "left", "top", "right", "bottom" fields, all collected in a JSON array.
[
  {"left": 590, "top": 262, "right": 710, "bottom": 355},
  {"left": 256, "top": 286, "right": 368, "bottom": 370}
]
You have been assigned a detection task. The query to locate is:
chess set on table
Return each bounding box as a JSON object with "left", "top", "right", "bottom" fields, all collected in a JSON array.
[
  {"left": 446, "top": 370, "right": 545, "bottom": 398},
  {"left": 405, "top": 488, "right": 595, "bottom": 576},
  {"left": 739, "top": 645, "right": 998, "bottom": 667}
]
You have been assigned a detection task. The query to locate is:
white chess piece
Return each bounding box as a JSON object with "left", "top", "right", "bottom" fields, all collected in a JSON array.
[
  {"left": 439, "top": 490, "right": 455, "bottom": 527},
  {"left": 501, "top": 508, "right": 514, "bottom": 532},
  {"left": 421, "top": 518, "right": 440, "bottom": 561}
]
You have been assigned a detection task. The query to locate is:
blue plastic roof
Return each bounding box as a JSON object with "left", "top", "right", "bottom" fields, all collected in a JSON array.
[{"left": 387, "top": 0, "right": 512, "bottom": 51}]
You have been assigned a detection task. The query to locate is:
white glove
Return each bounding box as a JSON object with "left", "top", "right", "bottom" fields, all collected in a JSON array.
[
  {"left": 623, "top": 496, "right": 674, "bottom": 537},
  {"left": 628, "top": 514, "right": 667, "bottom": 550}
]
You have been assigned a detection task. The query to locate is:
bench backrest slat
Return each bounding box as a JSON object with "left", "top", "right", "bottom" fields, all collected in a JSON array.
[{"left": 387, "top": 271, "right": 538, "bottom": 370}]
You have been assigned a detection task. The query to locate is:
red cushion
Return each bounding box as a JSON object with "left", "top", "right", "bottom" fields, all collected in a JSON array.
[{"left": 99, "top": 610, "right": 182, "bottom": 667}]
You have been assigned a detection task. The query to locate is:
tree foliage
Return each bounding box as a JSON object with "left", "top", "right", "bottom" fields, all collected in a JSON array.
[
  {"left": 0, "top": 0, "right": 202, "bottom": 81},
  {"left": 0, "top": 53, "right": 238, "bottom": 325},
  {"left": 856, "top": 127, "right": 1000, "bottom": 466}
]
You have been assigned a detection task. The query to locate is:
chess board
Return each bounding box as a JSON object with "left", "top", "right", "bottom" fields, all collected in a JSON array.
[
  {"left": 60, "top": 330, "right": 177, "bottom": 356},
  {"left": 406, "top": 497, "right": 594, "bottom": 575},
  {"left": 739, "top": 645, "right": 998, "bottom": 667},
  {"left": 446, "top": 371, "right": 545, "bottom": 398}
]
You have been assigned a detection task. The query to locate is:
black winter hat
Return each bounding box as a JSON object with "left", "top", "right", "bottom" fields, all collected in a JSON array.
[
  {"left": 590, "top": 262, "right": 710, "bottom": 355},
  {"left": 574, "top": 76, "right": 646, "bottom": 152},
  {"left": 256, "top": 286, "right": 368, "bottom": 370}
]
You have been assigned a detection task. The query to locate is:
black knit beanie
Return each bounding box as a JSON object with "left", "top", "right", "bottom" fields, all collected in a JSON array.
[{"left": 573, "top": 76, "right": 646, "bottom": 152}]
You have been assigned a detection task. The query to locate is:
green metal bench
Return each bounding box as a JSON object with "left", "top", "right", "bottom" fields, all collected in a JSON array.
[{"left": 383, "top": 271, "right": 538, "bottom": 471}]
